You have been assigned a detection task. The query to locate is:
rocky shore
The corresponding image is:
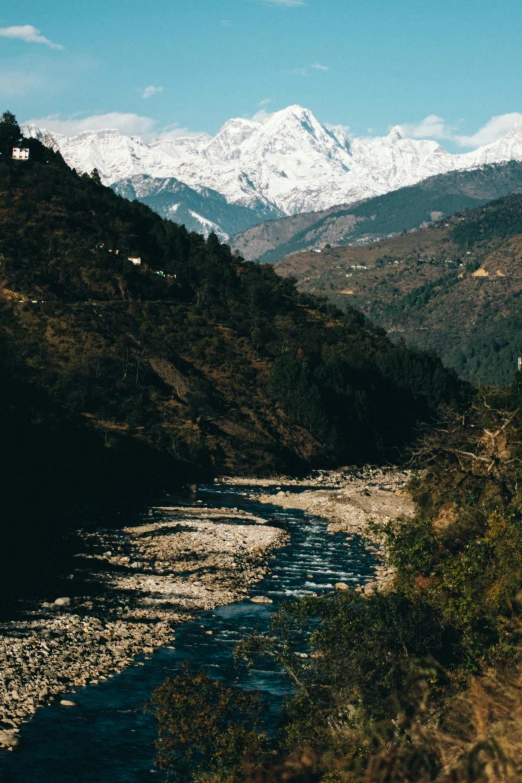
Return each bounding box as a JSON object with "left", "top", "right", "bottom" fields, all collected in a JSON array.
[
  {"left": 222, "top": 466, "right": 415, "bottom": 594},
  {"left": 0, "top": 469, "right": 414, "bottom": 751},
  {"left": 0, "top": 504, "right": 286, "bottom": 750}
]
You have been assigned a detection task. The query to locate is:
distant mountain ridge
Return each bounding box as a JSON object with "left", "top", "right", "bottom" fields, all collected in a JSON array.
[
  {"left": 113, "top": 176, "right": 277, "bottom": 241},
  {"left": 274, "top": 191, "right": 522, "bottom": 386},
  {"left": 24, "top": 107, "right": 522, "bottom": 240},
  {"left": 232, "top": 161, "right": 522, "bottom": 263}
]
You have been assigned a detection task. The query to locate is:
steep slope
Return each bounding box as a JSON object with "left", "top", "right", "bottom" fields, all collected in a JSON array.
[
  {"left": 113, "top": 175, "right": 275, "bottom": 241},
  {"left": 232, "top": 161, "right": 522, "bottom": 262},
  {"left": 24, "top": 107, "right": 522, "bottom": 227},
  {"left": 0, "top": 128, "right": 465, "bottom": 481},
  {"left": 275, "top": 193, "right": 522, "bottom": 386},
  {"left": 0, "top": 115, "right": 470, "bottom": 601}
]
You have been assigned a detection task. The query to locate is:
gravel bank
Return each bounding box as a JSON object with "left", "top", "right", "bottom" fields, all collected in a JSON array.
[
  {"left": 223, "top": 467, "right": 416, "bottom": 595},
  {"left": 0, "top": 504, "right": 287, "bottom": 749}
]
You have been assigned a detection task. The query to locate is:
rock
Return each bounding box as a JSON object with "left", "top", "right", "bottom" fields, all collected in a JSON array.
[
  {"left": 335, "top": 582, "right": 350, "bottom": 591},
  {"left": 60, "top": 700, "right": 77, "bottom": 707},
  {"left": 54, "top": 597, "right": 71, "bottom": 607},
  {"left": 250, "top": 596, "right": 273, "bottom": 604},
  {"left": 0, "top": 731, "right": 20, "bottom": 748}
]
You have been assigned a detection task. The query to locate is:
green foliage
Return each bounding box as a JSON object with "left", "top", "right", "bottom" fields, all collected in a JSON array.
[
  {"left": 223, "top": 387, "right": 522, "bottom": 781},
  {"left": 453, "top": 194, "right": 522, "bottom": 248},
  {"left": 386, "top": 385, "right": 522, "bottom": 659},
  {"left": 240, "top": 590, "right": 452, "bottom": 755},
  {"left": 381, "top": 271, "right": 460, "bottom": 319},
  {"left": 148, "top": 666, "right": 269, "bottom": 782},
  {"left": 269, "top": 356, "right": 328, "bottom": 439}
]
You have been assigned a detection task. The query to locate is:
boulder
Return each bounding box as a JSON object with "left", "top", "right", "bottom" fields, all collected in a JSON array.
[
  {"left": 250, "top": 596, "right": 273, "bottom": 604},
  {"left": 60, "top": 700, "right": 77, "bottom": 707},
  {"left": 54, "top": 597, "right": 71, "bottom": 607},
  {"left": 335, "top": 582, "right": 350, "bottom": 591},
  {"left": 0, "top": 731, "right": 20, "bottom": 748}
]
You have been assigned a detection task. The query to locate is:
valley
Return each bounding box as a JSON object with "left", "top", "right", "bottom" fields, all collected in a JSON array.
[
  {"left": 275, "top": 194, "right": 522, "bottom": 386},
  {"left": 3, "top": 109, "right": 522, "bottom": 783}
]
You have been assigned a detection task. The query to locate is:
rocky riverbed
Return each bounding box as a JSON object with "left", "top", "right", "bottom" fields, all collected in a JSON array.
[
  {"left": 222, "top": 466, "right": 415, "bottom": 593},
  {"left": 0, "top": 505, "right": 286, "bottom": 750}
]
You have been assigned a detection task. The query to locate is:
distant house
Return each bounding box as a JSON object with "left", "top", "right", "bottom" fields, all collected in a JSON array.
[
  {"left": 12, "top": 147, "right": 30, "bottom": 161},
  {"left": 128, "top": 257, "right": 142, "bottom": 266}
]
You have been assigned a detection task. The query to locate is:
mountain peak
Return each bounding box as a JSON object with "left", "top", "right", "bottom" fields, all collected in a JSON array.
[
  {"left": 27, "top": 104, "right": 522, "bottom": 221},
  {"left": 275, "top": 104, "right": 311, "bottom": 117},
  {"left": 387, "top": 125, "right": 406, "bottom": 142},
  {"left": 503, "top": 122, "right": 522, "bottom": 140},
  {"left": 218, "top": 117, "right": 261, "bottom": 132},
  {"left": 267, "top": 105, "right": 318, "bottom": 127}
]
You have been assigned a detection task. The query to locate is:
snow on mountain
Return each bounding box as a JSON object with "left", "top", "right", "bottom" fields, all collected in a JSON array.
[
  {"left": 150, "top": 132, "right": 212, "bottom": 160},
  {"left": 464, "top": 124, "right": 522, "bottom": 168},
  {"left": 113, "top": 174, "right": 277, "bottom": 241},
  {"left": 24, "top": 125, "right": 177, "bottom": 183},
  {"left": 23, "top": 107, "right": 522, "bottom": 228},
  {"left": 349, "top": 127, "right": 454, "bottom": 194}
]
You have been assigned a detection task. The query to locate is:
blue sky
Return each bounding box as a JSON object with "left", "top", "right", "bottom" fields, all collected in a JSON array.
[{"left": 1, "top": 0, "right": 521, "bottom": 149}]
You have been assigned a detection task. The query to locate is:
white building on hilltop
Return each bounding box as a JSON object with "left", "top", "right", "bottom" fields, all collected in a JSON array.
[{"left": 12, "top": 148, "right": 30, "bottom": 161}]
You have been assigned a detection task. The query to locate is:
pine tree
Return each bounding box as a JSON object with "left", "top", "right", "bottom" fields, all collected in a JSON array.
[
  {"left": 0, "top": 111, "right": 22, "bottom": 160},
  {"left": 90, "top": 168, "right": 102, "bottom": 186}
]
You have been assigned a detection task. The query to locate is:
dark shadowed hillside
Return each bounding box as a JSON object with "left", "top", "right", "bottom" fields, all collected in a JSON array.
[{"left": 0, "top": 111, "right": 467, "bottom": 598}]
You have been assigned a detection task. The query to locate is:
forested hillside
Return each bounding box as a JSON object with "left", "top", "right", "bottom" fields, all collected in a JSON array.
[
  {"left": 276, "top": 193, "right": 522, "bottom": 386},
  {"left": 0, "top": 111, "right": 466, "bottom": 599}
]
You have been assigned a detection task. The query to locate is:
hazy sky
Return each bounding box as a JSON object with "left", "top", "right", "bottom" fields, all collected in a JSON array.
[{"left": 1, "top": 0, "right": 521, "bottom": 149}]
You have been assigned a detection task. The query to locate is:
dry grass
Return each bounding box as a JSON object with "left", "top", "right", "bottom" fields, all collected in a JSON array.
[{"left": 432, "top": 666, "right": 522, "bottom": 782}]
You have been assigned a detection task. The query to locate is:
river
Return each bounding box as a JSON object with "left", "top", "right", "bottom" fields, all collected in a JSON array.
[{"left": 0, "top": 481, "right": 378, "bottom": 783}]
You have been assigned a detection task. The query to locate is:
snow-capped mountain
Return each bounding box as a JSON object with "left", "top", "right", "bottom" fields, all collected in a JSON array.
[
  {"left": 24, "top": 107, "right": 522, "bottom": 239},
  {"left": 113, "top": 175, "right": 280, "bottom": 241}
]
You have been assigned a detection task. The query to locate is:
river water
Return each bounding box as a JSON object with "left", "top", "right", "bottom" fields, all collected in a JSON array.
[{"left": 0, "top": 482, "right": 377, "bottom": 783}]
